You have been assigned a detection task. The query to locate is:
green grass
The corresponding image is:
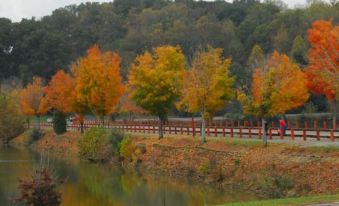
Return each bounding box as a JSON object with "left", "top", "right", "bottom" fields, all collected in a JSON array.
[
  {"left": 219, "top": 194, "right": 339, "bottom": 206},
  {"left": 223, "top": 138, "right": 263, "bottom": 147},
  {"left": 306, "top": 145, "right": 339, "bottom": 152}
]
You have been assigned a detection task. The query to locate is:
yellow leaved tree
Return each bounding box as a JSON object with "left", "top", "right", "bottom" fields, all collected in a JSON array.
[
  {"left": 240, "top": 51, "right": 309, "bottom": 146},
  {"left": 178, "top": 47, "right": 235, "bottom": 143},
  {"left": 128, "top": 45, "right": 186, "bottom": 139}
]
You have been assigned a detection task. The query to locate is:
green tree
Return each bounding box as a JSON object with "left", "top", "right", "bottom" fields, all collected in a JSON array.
[{"left": 128, "top": 45, "right": 186, "bottom": 139}]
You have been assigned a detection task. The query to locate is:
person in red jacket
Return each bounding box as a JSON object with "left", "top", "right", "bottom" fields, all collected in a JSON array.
[{"left": 279, "top": 117, "right": 287, "bottom": 136}]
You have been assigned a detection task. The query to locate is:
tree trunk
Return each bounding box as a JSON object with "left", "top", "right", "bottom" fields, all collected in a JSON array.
[
  {"left": 332, "top": 99, "right": 337, "bottom": 129},
  {"left": 159, "top": 116, "right": 164, "bottom": 139},
  {"left": 80, "top": 121, "right": 84, "bottom": 134},
  {"left": 37, "top": 115, "right": 41, "bottom": 130},
  {"left": 201, "top": 114, "right": 206, "bottom": 143},
  {"left": 262, "top": 118, "right": 267, "bottom": 147}
]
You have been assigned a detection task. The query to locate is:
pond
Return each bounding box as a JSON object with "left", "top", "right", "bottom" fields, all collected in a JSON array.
[{"left": 0, "top": 146, "right": 259, "bottom": 206}]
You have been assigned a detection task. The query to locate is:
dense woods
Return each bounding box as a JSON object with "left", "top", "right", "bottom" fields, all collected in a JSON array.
[
  {"left": 0, "top": 0, "right": 338, "bottom": 118},
  {"left": 0, "top": 0, "right": 337, "bottom": 81}
]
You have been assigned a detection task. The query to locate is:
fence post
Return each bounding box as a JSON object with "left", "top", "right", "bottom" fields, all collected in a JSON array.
[
  {"left": 330, "top": 130, "right": 334, "bottom": 142},
  {"left": 230, "top": 128, "right": 234, "bottom": 138},
  {"left": 280, "top": 128, "right": 283, "bottom": 139},
  {"left": 303, "top": 130, "right": 306, "bottom": 141},
  {"left": 222, "top": 126, "right": 225, "bottom": 137},
  {"left": 192, "top": 118, "right": 195, "bottom": 137},
  {"left": 316, "top": 130, "right": 320, "bottom": 141},
  {"left": 239, "top": 128, "right": 242, "bottom": 138},
  {"left": 291, "top": 129, "right": 295, "bottom": 140},
  {"left": 258, "top": 127, "right": 262, "bottom": 139},
  {"left": 249, "top": 128, "right": 252, "bottom": 138},
  {"left": 214, "top": 125, "right": 217, "bottom": 137},
  {"left": 314, "top": 120, "right": 317, "bottom": 129},
  {"left": 269, "top": 128, "right": 272, "bottom": 139}
]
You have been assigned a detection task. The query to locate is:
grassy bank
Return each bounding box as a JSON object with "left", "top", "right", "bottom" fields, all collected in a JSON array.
[{"left": 220, "top": 194, "right": 339, "bottom": 206}]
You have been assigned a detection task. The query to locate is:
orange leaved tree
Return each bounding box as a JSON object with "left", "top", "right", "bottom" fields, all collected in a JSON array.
[
  {"left": 128, "top": 45, "right": 186, "bottom": 139},
  {"left": 71, "top": 45, "right": 125, "bottom": 124},
  {"left": 306, "top": 19, "right": 339, "bottom": 128},
  {"left": 45, "top": 70, "right": 74, "bottom": 114},
  {"left": 44, "top": 70, "right": 75, "bottom": 133},
  {"left": 20, "top": 77, "right": 48, "bottom": 128},
  {"left": 178, "top": 47, "right": 235, "bottom": 143},
  {"left": 240, "top": 51, "right": 309, "bottom": 146}
]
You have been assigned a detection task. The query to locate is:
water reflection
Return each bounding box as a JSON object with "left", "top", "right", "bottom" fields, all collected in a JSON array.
[{"left": 0, "top": 146, "right": 258, "bottom": 206}]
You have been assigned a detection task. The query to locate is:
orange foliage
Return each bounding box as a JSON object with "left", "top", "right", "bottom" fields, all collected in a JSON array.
[
  {"left": 71, "top": 45, "right": 125, "bottom": 118},
  {"left": 20, "top": 77, "right": 47, "bottom": 116},
  {"left": 306, "top": 20, "right": 339, "bottom": 100},
  {"left": 44, "top": 70, "right": 74, "bottom": 114},
  {"left": 244, "top": 51, "right": 309, "bottom": 117}
]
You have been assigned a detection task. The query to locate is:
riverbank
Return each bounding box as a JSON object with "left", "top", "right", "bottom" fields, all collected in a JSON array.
[{"left": 11, "top": 130, "right": 339, "bottom": 201}]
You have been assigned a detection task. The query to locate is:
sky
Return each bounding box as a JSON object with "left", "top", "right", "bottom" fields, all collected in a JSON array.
[{"left": 0, "top": 0, "right": 323, "bottom": 22}]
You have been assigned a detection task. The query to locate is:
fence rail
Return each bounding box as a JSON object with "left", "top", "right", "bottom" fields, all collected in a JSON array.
[{"left": 36, "top": 118, "right": 339, "bottom": 142}]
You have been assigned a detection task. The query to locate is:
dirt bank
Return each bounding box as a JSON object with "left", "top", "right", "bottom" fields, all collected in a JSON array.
[
  {"left": 11, "top": 130, "right": 339, "bottom": 198},
  {"left": 11, "top": 130, "right": 79, "bottom": 159}
]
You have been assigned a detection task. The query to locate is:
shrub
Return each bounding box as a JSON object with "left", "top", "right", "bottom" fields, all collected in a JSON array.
[
  {"left": 53, "top": 110, "right": 66, "bottom": 135},
  {"left": 119, "top": 136, "right": 138, "bottom": 162},
  {"left": 78, "top": 127, "right": 134, "bottom": 162},
  {"left": 259, "top": 173, "right": 295, "bottom": 198},
  {"left": 108, "top": 128, "right": 125, "bottom": 154},
  {"left": 197, "top": 160, "right": 210, "bottom": 175},
  {"left": 28, "top": 128, "right": 44, "bottom": 145},
  {"left": 16, "top": 167, "right": 62, "bottom": 206},
  {"left": 78, "top": 127, "right": 113, "bottom": 162}
]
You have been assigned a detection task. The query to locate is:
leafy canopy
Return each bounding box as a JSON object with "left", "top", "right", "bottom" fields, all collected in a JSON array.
[
  {"left": 306, "top": 19, "right": 339, "bottom": 101},
  {"left": 128, "top": 45, "right": 186, "bottom": 118},
  {"left": 72, "top": 45, "right": 125, "bottom": 118},
  {"left": 241, "top": 51, "right": 309, "bottom": 117},
  {"left": 179, "top": 47, "right": 235, "bottom": 119},
  {"left": 19, "top": 77, "right": 47, "bottom": 116},
  {"left": 44, "top": 70, "right": 74, "bottom": 114}
]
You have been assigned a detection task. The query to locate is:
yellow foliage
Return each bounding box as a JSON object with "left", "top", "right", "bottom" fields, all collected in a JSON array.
[
  {"left": 179, "top": 47, "right": 234, "bottom": 119},
  {"left": 128, "top": 45, "right": 186, "bottom": 118}
]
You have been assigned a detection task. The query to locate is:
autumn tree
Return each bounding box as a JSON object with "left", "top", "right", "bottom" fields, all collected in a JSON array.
[
  {"left": 0, "top": 87, "right": 24, "bottom": 145},
  {"left": 72, "top": 45, "right": 125, "bottom": 124},
  {"left": 306, "top": 20, "right": 339, "bottom": 128},
  {"left": 240, "top": 51, "right": 309, "bottom": 146},
  {"left": 179, "top": 47, "right": 234, "bottom": 143},
  {"left": 128, "top": 45, "right": 186, "bottom": 139},
  {"left": 44, "top": 70, "right": 75, "bottom": 134},
  {"left": 116, "top": 94, "right": 147, "bottom": 120},
  {"left": 19, "top": 77, "right": 47, "bottom": 128}
]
